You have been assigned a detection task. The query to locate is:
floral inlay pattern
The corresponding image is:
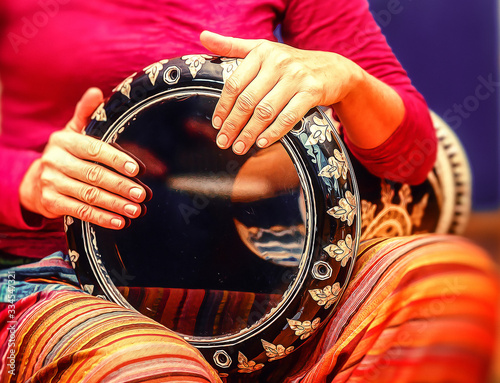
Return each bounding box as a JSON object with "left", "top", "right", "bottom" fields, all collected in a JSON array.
[
  {"left": 327, "top": 191, "right": 356, "bottom": 226},
  {"left": 63, "top": 216, "right": 74, "bottom": 233},
  {"left": 182, "top": 54, "right": 212, "bottom": 78},
  {"left": 82, "top": 284, "right": 94, "bottom": 294},
  {"left": 305, "top": 116, "right": 334, "bottom": 146},
  {"left": 220, "top": 58, "right": 243, "bottom": 82},
  {"left": 237, "top": 352, "right": 264, "bottom": 373},
  {"left": 323, "top": 234, "right": 353, "bottom": 267},
  {"left": 287, "top": 317, "right": 321, "bottom": 340},
  {"left": 261, "top": 340, "right": 294, "bottom": 362},
  {"left": 68, "top": 249, "right": 79, "bottom": 269},
  {"left": 318, "top": 149, "right": 348, "bottom": 180},
  {"left": 143, "top": 60, "right": 169, "bottom": 85},
  {"left": 91, "top": 103, "right": 107, "bottom": 122},
  {"left": 112, "top": 73, "right": 136, "bottom": 99},
  {"left": 309, "top": 282, "right": 341, "bottom": 309},
  {"left": 361, "top": 180, "right": 429, "bottom": 241}
]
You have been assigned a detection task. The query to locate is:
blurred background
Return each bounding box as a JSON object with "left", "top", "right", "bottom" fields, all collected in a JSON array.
[{"left": 366, "top": 0, "right": 500, "bottom": 380}]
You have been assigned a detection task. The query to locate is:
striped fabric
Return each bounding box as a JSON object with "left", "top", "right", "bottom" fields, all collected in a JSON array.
[
  {"left": 283, "top": 235, "right": 498, "bottom": 383},
  {"left": 0, "top": 290, "right": 220, "bottom": 382},
  {"left": 0, "top": 234, "right": 497, "bottom": 382},
  {"left": 119, "top": 286, "right": 280, "bottom": 336}
]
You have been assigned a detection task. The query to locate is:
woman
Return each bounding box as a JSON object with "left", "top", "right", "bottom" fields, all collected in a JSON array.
[{"left": 0, "top": 0, "right": 496, "bottom": 382}]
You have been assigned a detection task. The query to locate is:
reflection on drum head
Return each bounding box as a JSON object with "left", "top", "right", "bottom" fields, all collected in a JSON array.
[{"left": 89, "top": 92, "right": 308, "bottom": 337}]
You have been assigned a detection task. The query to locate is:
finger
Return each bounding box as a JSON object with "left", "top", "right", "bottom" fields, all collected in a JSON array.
[
  {"left": 200, "top": 30, "right": 262, "bottom": 58},
  {"left": 109, "top": 142, "right": 147, "bottom": 176},
  {"left": 50, "top": 170, "right": 143, "bottom": 219},
  {"left": 217, "top": 70, "right": 283, "bottom": 154},
  {"left": 44, "top": 148, "right": 146, "bottom": 203},
  {"left": 51, "top": 131, "right": 141, "bottom": 178},
  {"left": 257, "top": 93, "right": 315, "bottom": 148},
  {"left": 230, "top": 79, "right": 296, "bottom": 155},
  {"left": 42, "top": 189, "right": 127, "bottom": 229},
  {"left": 66, "top": 87, "right": 104, "bottom": 133},
  {"left": 212, "top": 52, "right": 261, "bottom": 132}
]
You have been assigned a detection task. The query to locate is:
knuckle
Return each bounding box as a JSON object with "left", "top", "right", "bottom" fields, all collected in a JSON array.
[
  {"left": 76, "top": 204, "right": 94, "bottom": 222},
  {"left": 39, "top": 170, "right": 52, "bottom": 187},
  {"left": 235, "top": 92, "right": 255, "bottom": 113},
  {"left": 275, "top": 52, "right": 293, "bottom": 68},
  {"left": 108, "top": 197, "right": 120, "bottom": 212},
  {"left": 278, "top": 110, "right": 299, "bottom": 127},
  {"left": 301, "top": 78, "right": 323, "bottom": 95},
  {"left": 81, "top": 186, "right": 100, "bottom": 205},
  {"left": 85, "top": 165, "right": 104, "bottom": 184},
  {"left": 266, "top": 126, "right": 283, "bottom": 140},
  {"left": 115, "top": 179, "right": 129, "bottom": 196},
  {"left": 240, "top": 129, "right": 256, "bottom": 141},
  {"left": 223, "top": 120, "right": 239, "bottom": 133},
  {"left": 255, "top": 102, "right": 275, "bottom": 122},
  {"left": 257, "top": 40, "right": 273, "bottom": 54},
  {"left": 217, "top": 101, "right": 230, "bottom": 114},
  {"left": 40, "top": 190, "right": 52, "bottom": 207},
  {"left": 48, "top": 130, "right": 63, "bottom": 146},
  {"left": 96, "top": 214, "right": 107, "bottom": 227},
  {"left": 287, "top": 62, "right": 305, "bottom": 77},
  {"left": 86, "top": 140, "right": 103, "bottom": 158},
  {"left": 40, "top": 154, "right": 51, "bottom": 167},
  {"left": 110, "top": 152, "right": 121, "bottom": 168},
  {"left": 46, "top": 196, "right": 61, "bottom": 215},
  {"left": 225, "top": 76, "right": 241, "bottom": 96}
]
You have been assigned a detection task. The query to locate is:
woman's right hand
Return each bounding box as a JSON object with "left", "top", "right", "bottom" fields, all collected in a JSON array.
[{"left": 19, "top": 88, "right": 147, "bottom": 230}]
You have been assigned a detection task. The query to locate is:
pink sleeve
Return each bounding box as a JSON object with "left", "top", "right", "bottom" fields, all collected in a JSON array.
[
  {"left": 280, "top": 0, "right": 437, "bottom": 185},
  {"left": 0, "top": 145, "right": 47, "bottom": 230}
]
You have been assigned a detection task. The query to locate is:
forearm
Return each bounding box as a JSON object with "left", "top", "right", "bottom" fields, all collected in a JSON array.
[{"left": 333, "top": 66, "right": 405, "bottom": 149}]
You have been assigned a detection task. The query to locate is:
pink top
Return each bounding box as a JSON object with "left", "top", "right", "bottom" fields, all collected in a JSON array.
[{"left": 0, "top": 0, "right": 436, "bottom": 257}]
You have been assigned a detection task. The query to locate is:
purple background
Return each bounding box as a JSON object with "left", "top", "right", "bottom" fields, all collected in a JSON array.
[{"left": 367, "top": 0, "right": 500, "bottom": 210}]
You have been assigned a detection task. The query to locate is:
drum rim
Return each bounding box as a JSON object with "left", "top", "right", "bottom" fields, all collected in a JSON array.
[{"left": 66, "top": 55, "right": 361, "bottom": 375}]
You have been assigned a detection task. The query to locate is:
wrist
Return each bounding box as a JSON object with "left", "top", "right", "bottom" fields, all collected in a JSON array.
[
  {"left": 19, "top": 158, "right": 42, "bottom": 215},
  {"left": 337, "top": 59, "right": 366, "bottom": 105}
]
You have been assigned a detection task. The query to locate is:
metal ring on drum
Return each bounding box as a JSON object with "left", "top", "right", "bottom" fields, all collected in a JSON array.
[{"left": 65, "top": 55, "right": 470, "bottom": 380}]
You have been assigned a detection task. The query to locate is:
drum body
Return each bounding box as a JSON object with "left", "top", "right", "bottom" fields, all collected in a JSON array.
[
  {"left": 67, "top": 56, "right": 360, "bottom": 380},
  {"left": 68, "top": 55, "right": 469, "bottom": 381}
]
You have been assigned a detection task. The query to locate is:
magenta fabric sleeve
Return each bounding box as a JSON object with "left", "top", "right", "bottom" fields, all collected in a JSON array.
[
  {"left": 0, "top": 146, "right": 45, "bottom": 230},
  {"left": 281, "top": 0, "right": 437, "bottom": 184}
]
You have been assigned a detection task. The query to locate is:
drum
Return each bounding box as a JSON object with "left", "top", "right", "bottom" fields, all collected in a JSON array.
[{"left": 66, "top": 55, "right": 469, "bottom": 381}]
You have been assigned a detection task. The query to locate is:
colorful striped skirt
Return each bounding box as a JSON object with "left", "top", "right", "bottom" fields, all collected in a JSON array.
[{"left": 0, "top": 234, "right": 497, "bottom": 382}]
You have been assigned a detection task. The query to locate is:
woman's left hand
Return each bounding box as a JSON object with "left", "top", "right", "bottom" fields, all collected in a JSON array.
[{"left": 200, "top": 30, "right": 363, "bottom": 155}]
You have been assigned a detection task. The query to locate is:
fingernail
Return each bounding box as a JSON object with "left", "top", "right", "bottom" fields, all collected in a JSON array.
[
  {"left": 217, "top": 134, "right": 228, "bottom": 148},
  {"left": 213, "top": 116, "right": 222, "bottom": 129},
  {"left": 124, "top": 205, "right": 138, "bottom": 216},
  {"left": 125, "top": 161, "right": 137, "bottom": 175},
  {"left": 233, "top": 141, "right": 245, "bottom": 154},
  {"left": 130, "top": 187, "right": 143, "bottom": 200},
  {"left": 257, "top": 138, "right": 268, "bottom": 148},
  {"left": 111, "top": 218, "right": 123, "bottom": 228}
]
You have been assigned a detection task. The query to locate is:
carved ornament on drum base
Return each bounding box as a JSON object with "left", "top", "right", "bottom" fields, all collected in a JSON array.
[{"left": 66, "top": 56, "right": 471, "bottom": 381}]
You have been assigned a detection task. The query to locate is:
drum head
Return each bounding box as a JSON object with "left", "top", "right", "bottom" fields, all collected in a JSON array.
[{"left": 66, "top": 56, "right": 360, "bottom": 378}]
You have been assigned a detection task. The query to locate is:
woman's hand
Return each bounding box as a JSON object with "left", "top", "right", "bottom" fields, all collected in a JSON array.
[
  {"left": 200, "top": 30, "right": 363, "bottom": 155},
  {"left": 19, "top": 88, "right": 147, "bottom": 230}
]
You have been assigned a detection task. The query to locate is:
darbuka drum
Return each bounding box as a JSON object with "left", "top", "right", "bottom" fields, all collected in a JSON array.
[
  {"left": 67, "top": 55, "right": 468, "bottom": 381},
  {"left": 66, "top": 56, "right": 360, "bottom": 380}
]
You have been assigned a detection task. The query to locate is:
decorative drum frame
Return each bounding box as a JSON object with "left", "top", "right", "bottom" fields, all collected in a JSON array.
[
  {"left": 67, "top": 55, "right": 471, "bottom": 381},
  {"left": 66, "top": 55, "right": 361, "bottom": 379}
]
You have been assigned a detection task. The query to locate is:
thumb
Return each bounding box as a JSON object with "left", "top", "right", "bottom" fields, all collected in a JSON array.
[
  {"left": 66, "top": 87, "right": 104, "bottom": 132},
  {"left": 200, "top": 30, "right": 261, "bottom": 58}
]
